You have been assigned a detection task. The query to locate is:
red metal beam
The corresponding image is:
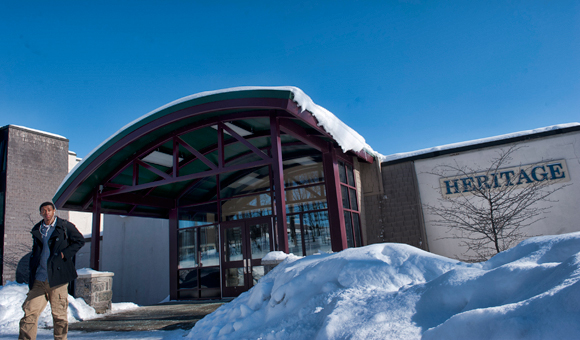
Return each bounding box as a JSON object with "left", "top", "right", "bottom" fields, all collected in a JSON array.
[
  {"left": 168, "top": 208, "right": 178, "bottom": 300},
  {"left": 220, "top": 122, "right": 270, "bottom": 162},
  {"left": 101, "top": 159, "right": 272, "bottom": 197},
  {"left": 55, "top": 99, "right": 288, "bottom": 209},
  {"left": 278, "top": 118, "right": 329, "bottom": 153},
  {"left": 132, "top": 161, "right": 139, "bottom": 186},
  {"left": 270, "top": 114, "right": 289, "bottom": 253},
  {"left": 172, "top": 137, "right": 179, "bottom": 178},
  {"left": 176, "top": 136, "right": 217, "bottom": 170},
  {"left": 136, "top": 159, "right": 172, "bottom": 180},
  {"left": 218, "top": 124, "right": 224, "bottom": 168},
  {"left": 323, "top": 147, "right": 348, "bottom": 252},
  {"left": 90, "top": 191, "right": 101, "bottom": 270},
  {"left": 102, "top": 193, "right": 175, "bottom": 209},
  {"left": 348, "top": 149, "right": 374, "bottom": 164},
  {"left": 82, "top": 197, "right": 93, "bottom": 211}
]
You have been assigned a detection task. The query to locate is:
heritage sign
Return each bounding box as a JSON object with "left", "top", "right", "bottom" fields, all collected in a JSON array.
[{"left": 440, "top": 160, "right": 570, "bottom": 198}]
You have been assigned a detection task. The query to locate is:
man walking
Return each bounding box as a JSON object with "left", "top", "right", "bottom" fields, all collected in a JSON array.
[{"left": 19, "top": 202, "right": 85, "bottom": 340}]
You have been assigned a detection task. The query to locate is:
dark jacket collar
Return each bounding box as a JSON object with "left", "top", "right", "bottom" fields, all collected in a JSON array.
[{"left": 31, "top": 217, "right": 65, "bottom": 240}]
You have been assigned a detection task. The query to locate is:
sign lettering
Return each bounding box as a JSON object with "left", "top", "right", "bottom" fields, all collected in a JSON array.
[{"left": 440, "top": 160, "right": 570, "bottom": 198}]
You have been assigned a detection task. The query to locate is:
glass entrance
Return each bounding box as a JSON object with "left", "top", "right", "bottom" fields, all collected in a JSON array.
[{"left": 221, "top": 217, "right": 272, "bottom": 297}]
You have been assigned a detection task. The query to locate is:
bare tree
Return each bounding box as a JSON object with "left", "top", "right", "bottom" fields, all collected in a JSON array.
[{"left": 424, "top": 145, "right": 571, "bottom": 262}]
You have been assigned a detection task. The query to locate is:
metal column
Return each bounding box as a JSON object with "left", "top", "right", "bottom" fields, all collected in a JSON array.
[
  {"left": 90, "top": 191, "right": 101, "bottom": 270},
  {"left": 323, "top": 147, "right": 348, "bottom": 252},
  {"left": 270, "top": 114, "right": 289, "bottom": 253}
]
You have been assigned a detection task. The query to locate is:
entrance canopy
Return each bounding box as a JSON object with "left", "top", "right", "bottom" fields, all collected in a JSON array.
[
  {"left": 54, "top": 86, "right": 374, "bottom": 217},
  {"left": 53, "top": 86, "right": 376, "bottom": 298}
]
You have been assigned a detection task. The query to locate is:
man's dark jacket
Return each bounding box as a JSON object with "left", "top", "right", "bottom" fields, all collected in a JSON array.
[{"left": 28, "top": 218, "right": 85, "bottom": 289}]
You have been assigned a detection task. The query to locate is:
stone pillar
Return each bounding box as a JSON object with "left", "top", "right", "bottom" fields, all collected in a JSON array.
[{"left": 75, "top": 269, "right": 114, "bottom": 314}]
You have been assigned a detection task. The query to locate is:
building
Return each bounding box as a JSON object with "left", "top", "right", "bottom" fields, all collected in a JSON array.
[
  {"left": 372, "top": 124, "right": 579, "bottom": 261},
  {"left": 53, "top": 87, "right": 374, "bottom": 303},
  {"left": 0, "top": 125, "right": 100, "bottom": 285},
  {"left": 3, "top": 87, "right": 579, "bottom": 304},
  {"left": 0, "top": 125, "right": 70, "bottom": 284}
]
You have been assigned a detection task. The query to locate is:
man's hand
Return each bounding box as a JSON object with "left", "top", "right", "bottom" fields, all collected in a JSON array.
[{"left": 61, "top": 253, "right": 64, "bottom": 259}]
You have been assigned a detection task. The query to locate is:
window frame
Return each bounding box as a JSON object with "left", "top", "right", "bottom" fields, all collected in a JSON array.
[{"left": 338, "top": 160, "right": 363, "bottom": 248}]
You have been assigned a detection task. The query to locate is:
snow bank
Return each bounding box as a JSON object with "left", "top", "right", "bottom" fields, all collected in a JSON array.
[
  {"left": 261, "top": 251, "right": 299, "bottom": 262},
  {"left": 0, "top": 282, "right": 98, "bottom": 333},
  {"left": 187, "top": 232, "right": 580, "bottom": 340},
  {"left": 5, "top": 232, "right": 579, "bottom": 339},
  {"left": 0, "top": 282, "right": 139, "bottom": 335},
  {"left": 187, "top": 243, "right": 459, "bottom": 340}
]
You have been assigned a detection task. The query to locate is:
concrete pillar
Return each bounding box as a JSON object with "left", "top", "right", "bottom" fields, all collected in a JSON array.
[{"left": 75, "top": 269, "right": 114, "bottom": 314}]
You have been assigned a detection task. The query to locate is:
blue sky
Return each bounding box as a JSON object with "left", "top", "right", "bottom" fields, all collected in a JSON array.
[{"left": 1, "top": 1, "right": 579, "bottom": 158}]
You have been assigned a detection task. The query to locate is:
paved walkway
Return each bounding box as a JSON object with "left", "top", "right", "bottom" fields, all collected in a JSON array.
[{"left": 69, "top": 301, "right": 227, "bottom": 332}]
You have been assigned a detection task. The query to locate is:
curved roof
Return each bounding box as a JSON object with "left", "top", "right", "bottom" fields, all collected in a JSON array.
[{"left": 54, "top": 86, "right": 375, "bottom": 216}]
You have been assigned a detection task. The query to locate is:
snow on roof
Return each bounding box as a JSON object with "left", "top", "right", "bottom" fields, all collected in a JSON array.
[
  {"left": 287, "top": 87, "right": 378, "bottom": 155},
  {"left": 381, "top": 122, "right": 580, "bottom": 163},
  {"left": 56, "top": 86, "right": 380, "bottom": 198},
  {"left": 94, "top": 86, "right": 377, "bottom": 158},
  {"left": 8, "top": 124, "right": 67, "bottom": 140}
]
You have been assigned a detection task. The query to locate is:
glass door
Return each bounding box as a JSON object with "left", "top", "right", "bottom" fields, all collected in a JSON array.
[{"left": 221, "top": 217, "right": 272, "bottom": 297}]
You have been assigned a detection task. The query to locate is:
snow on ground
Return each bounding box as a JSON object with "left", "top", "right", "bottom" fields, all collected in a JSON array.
[
  {"left": 0, "top": 328, "right": 188, "bottom": 340},
  {"left": 0, "top": 281, "right": 139, "bottom": 339},
  {"left": 2, "top": 232, "right": 580, "bottom": 339},
  {"left": 188, "top": 232, "right": 580, "bottom": 340}
]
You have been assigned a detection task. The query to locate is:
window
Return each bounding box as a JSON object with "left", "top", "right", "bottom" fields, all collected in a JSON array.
[
  {"left": 283, "top": 154, "right": 331, "bottom": 255},
  {"left": 286, "top": 211, "right": 332, "bottom": 256},
  {"left": 339, "top": 160, "right": 362, "bottom": 248},
  {"left": 177, "top": 216, "right": 220, "bottom": 299}
]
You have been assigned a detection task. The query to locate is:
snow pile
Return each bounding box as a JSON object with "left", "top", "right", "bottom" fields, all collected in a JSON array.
[
  {"left": 76, "top": 268, "right": 114, "bottom": 276},
  {"left": 261, "top": 251, "right": 299, "bottom": 262},
  {"left": 187, "top": 244, "right": 459, "bottom": 339},
  {"left": 0, "top": 282, "right": 139, "bottom": 334},
  {"left": 0, "top": 282, "right": 98, "bottom": 333},
  {"left": 3, "top": 233, "right": 579, "bottom": 339},
  {"left": 187, "top": 232, "right": 580, "bottom": 340},
  {"left": 110, "top": 302, "right": 140, "bottom": 313},
  {"left": 382, "top": 122, "right": 580, "bottom": 163}
]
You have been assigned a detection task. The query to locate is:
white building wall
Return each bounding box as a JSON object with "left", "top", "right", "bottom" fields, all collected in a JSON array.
[
  {"left": 66, "top": 151, "right": 103, "bottom": 270},
  {"left": 101, "top": 215, "right": 170, "bottom": 305},
  {"left": 414, "top": 131, "right": 580, "bottom": 260},
  {"left": 66, "top": 151, "right": 96, "bottom": 236}
]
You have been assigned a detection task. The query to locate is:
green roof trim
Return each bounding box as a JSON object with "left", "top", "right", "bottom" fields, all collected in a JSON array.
[{"left": 54, "top": 87, "right": 296, "bottom": 207}]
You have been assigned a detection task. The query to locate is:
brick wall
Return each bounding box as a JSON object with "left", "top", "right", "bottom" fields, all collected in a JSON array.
[
  {"left": 2, "top": 126, "right": 69, "bottom": 284},
  {"left": 361, "top": 160, "right": 428, "bottom": 250}
]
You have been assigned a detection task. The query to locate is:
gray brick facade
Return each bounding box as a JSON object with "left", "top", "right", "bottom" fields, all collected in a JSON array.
[
  {"left": 361, "top": 160, "right": 428, "bottom": 251},
  {"left": 1, "top": 125, "right": 69, "bottom": 284}
]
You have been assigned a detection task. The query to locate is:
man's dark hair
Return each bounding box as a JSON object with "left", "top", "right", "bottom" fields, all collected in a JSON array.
[{"left": 39, "top": 201, "right": 56, "bottom": 212}]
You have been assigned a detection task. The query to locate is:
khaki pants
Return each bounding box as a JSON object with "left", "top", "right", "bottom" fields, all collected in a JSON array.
[{"left": 19, "top": 280, "right": 68, "bottom": 340}]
